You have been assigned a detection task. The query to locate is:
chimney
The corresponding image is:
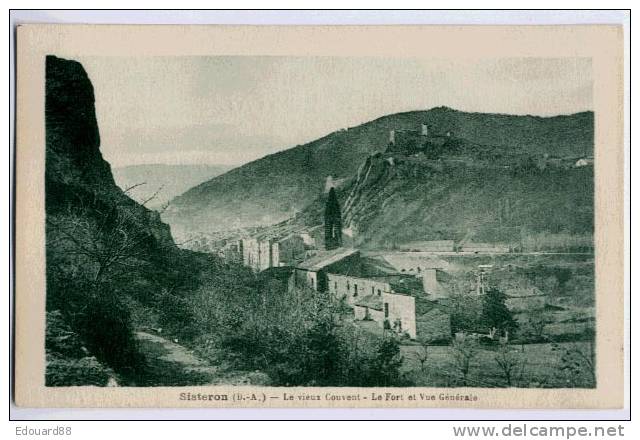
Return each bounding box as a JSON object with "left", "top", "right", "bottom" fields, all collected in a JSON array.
[
  {"left": 389, "top": 129, "right": 395, "bottom": 144},
  {"left": 421, "top": 124, "right": 429, "bottom": 136}
]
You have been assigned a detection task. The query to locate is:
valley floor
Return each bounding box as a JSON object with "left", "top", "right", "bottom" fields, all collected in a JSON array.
[{"left": 400, "top": 341, "right": 595, "bottom": 388}]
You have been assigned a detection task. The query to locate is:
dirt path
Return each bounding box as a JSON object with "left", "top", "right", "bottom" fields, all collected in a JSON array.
[
  {"left": 136, "top": 331, "right": 219, "bottom": 376},
  {"left": 133, "top": 331, "right": 270, "bottom": 386},
  {"left": 131, "top": 331, "right": 219, "bottom": 386}
]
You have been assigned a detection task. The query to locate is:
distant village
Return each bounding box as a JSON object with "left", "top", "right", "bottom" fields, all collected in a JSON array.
[
  {"left": 193, "top": 123, "right": 595, "bottom": 343},
  {"left": 217, "top": 215, "right": 458, "bottom": 342}
]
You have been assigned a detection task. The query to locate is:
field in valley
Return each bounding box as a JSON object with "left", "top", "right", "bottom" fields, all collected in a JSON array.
[{"left": 400, "top": 341, "right": 595, "bottom": 388}]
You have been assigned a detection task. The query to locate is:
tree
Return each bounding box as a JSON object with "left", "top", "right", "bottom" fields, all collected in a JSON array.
[
  {"left": 494, "top": 341, "right": 524, "bottom": 387},
  {"left": 451, "top": 335, "right": 479, "bottom": 386},
  {"left": 416, "top": 331, "right": 442, "bottom": 374},
  {"left": 324, "top": 187, "right": 342, "bottom": 250},
  {"left": 551, "top": 325, "right": 596, "bottom": 387},
  {"left": 449, "top": 291, "right": 483, "bottom": 334},
  {"left": 523, "top": 309, "right": 550, "bottom": 343},
  {"left": 45, "top": 188, "right": 166, "bottom": 382},
  {"left": 46, "top": 192, "right": 157, "bottom": 283},
  {"left": 368, "top": 336, "right": 405, "bottom": 386},
  {"left": 417, "top": 338, "right": 431, "bottom": 373},
  {"left": 480, "top": 288, "right": 518, "bottom": 337}
]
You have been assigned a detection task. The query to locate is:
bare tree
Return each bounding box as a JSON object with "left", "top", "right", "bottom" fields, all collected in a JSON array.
[
  {"left": 524, "top": 309, "right": 550, "bottom": 342},
  {"left": 416, "top": 338, "right": 431, "bottom": 373},
  {"left": 451, "top": 334, "right": 479, "bottom": 386},
  {"left": 494, "top": 341, "right": 524, "bottom": 387},
  {"left": 47, "top": 193, "right": 155, "bottom": 283}
]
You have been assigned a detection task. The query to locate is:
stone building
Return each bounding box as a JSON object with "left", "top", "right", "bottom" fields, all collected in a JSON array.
[
  {"left": 218, "top": 239, "right": 243, "bottom": 264},
  {"left": 242, "top": 237, "right": 261, "bottom": 270},
  {"left": 295, "top": 250, "right": 452, "bottom": 341},
  {"left": 242, "top": 233, "right": 306, "bottom": 272},
  {"left": 353, "top": 291, "right": 417, "bottom": 339},
  {"left": 293, "top": 248, "right": 360, "bottom": 292},
  {"left": 387, "top": 128, "right": 427, "bottom": 155},
  {"left": 299, "top": 225, "right": 324, "bottom": 248},
  {"left": 326, "top": 273, "right": 392, "bottom": 306},
  {"left": 415, "top": 300, "right": 452, "bottom": 343},
  {"left": 327, "top": 269, "right": 449, "bottom": 340},
  {"left": 386, "top": 123, "right": 453, "bottom": 157}
]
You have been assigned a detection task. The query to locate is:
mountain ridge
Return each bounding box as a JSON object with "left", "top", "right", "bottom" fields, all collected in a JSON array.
[{"left": 164, "top": 106, "right": 593, "bottom": 237}]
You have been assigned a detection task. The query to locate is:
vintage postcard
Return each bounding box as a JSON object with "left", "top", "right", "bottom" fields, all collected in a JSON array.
[{"left": 14, "top": 24, "right": 625, "bottom": 408}]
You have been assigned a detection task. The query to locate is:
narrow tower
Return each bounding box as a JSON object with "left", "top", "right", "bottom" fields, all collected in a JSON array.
[{"left": 324, "top": 187, "right": 342, "bottom": 250}]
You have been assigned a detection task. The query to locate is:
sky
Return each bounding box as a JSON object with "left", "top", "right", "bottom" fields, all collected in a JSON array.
[{"left": 78, "top": 56, "right": 593, "bottom": 167}]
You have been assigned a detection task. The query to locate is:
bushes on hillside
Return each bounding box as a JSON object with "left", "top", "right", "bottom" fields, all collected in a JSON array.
[
  {"left": 189, "top": 277, "right": 407, "bottom": 387},
  {"left": 45, "top": 311, "right": 115, "bottom": 386},
  {"left": 77, "top": 289, "right": 144, "bottom": 376}
]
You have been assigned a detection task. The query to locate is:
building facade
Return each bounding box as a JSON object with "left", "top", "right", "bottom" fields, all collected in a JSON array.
[
  {"left": 327, "top": 273, "right": 392, "bottom": 306},
  {"left": 353, "top": 291, "right": 417, "bottom": 339},
  {"left": 294, "top": 249, "right": 451, "bottom": 341},
  {"left": 241, "top": 233, "right": 306, "bottom": 272},
  {"left": 293, "top": 248, "right": 360, "bottom": 292}
]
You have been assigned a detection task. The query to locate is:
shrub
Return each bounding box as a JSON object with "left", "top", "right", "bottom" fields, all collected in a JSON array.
[
  {"left": 78, "top": 289, "right": 144, "bottom": 376},
  {"left": 45, "top": 311, "right": 115, "bottom": 386}
]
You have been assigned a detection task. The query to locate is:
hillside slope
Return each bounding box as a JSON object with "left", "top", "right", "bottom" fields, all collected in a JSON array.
[
  {"left": 164, "top": 107, "right": 593, "bottom": 236},
  {"left": 45, "top": 56, "right": 236, "bottom": 385},
  {"left": 290, "top": 151, "right": 593, "bottom": 250}
]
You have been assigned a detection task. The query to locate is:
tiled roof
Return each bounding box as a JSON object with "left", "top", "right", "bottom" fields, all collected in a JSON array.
[{"left": 296, "top": 248, "right": 358, "bottom": 271}]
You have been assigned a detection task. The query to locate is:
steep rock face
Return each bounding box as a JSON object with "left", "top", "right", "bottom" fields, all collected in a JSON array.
[
  {"left": 45, "top": 56, "right": 114, "bottom": 190},
  {"left": 45, "top": 56, "right": 209, "bottom": 385},
  {"left": 290, "top": 151, "right": 594, "bottom": 249},
  {"left": 164, "top": 107, "right": 593, "bottom": 236},
  {"left": 45, "top": 55, "right": 174, "bottom": 248}
]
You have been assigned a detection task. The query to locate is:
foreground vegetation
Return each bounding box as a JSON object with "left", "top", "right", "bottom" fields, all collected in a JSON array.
[{"left": 45, "top": 193, "right": 408, "bottom": 387}]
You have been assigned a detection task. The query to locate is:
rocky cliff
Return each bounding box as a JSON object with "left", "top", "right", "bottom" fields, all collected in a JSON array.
[
  {"left": 45, "top": 56, "right": 189, "bottom": 385},
  {"left": 45, "top": 55, "right": 175, "bottom": 249},
  {"left": 286, "top": 144, "right": 594, "bottom": 250}
]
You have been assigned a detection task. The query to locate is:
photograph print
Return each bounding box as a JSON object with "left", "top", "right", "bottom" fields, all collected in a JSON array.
[{"left": 43, "top": 53, "right": 598, "bottom": 391}]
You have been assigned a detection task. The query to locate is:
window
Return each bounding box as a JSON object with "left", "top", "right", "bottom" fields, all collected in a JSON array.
[
  {"left": 334, "top": 281, "right": 338, "bottom": 291},
  {"left": 347, "top": 281, "right": 350, "bottom": 290},
  {"left": 353, "top": 284, "right": 358, "bottom": 297},
  {"left": 371, "top": 286, "right": 375, "bottom": 295},
  {"left": 377, "top": 289, "right": 381, "bottom": 296},
  {"left": 384, "top": 303, "right": 389, "bottom": 318}
]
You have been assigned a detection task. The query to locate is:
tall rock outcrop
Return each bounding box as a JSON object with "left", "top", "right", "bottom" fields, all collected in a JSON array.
[
  {"left": 44, "top": 56, "right": 180, "bottom": 385},
  {"left": 45, "top": 55, "right": 174, "bottom": 248}
]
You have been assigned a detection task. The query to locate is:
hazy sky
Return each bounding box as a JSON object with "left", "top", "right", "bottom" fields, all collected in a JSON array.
[{"left": 78, "top": 56, "right": 592, "bottom": 167}]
